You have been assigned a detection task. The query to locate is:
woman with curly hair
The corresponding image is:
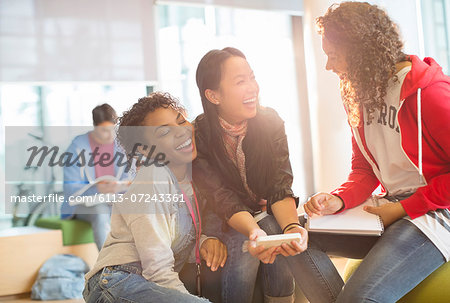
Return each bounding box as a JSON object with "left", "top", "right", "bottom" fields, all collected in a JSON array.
[
  {"left": 297, "top": 2, "right": 450, "bottom": 302},
  {"left": 83, "top": 92, "right": 226, "bottom": 303}
]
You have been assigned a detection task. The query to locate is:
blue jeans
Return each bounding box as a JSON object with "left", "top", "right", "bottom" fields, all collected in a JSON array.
[
  {"left": 287, "top": 218, "right": 445, "bottom": 303},
  {"left": 83, "top": 262, "right": 210, "bottom": 303},
  {"left": 75, "top": 203, "right": 112, "bottom": 251},
  {"left": 216, "top": 215, "right": 294, "bottom": 303}
]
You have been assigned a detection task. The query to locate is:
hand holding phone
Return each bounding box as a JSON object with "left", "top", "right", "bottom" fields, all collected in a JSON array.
[{"left": 255, "top": 233, "right": 302, "bottom": 249}]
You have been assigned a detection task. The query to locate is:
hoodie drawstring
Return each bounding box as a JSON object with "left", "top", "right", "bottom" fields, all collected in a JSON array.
[{"left": 417, "top": 88, "right": 424, "bottom": 184}]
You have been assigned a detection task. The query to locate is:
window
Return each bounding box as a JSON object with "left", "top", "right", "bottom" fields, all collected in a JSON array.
[{"left": 421, "top": 0, "right": 450, "bottom": 74}]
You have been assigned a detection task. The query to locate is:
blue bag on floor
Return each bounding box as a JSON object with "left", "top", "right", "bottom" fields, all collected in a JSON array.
[{"left": 31, "top": 254, "right": 89, "bottom": 300}]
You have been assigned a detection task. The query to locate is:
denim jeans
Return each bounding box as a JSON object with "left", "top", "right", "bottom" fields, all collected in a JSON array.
[
  {"left": 75, "top": 203, "right": 112, "bottom": 251},
  {"left": 83, "top": 262, "right": 210, "bottom": 303},
  {"left": 287, "top": 218, "right": 445, "bottom": 303},
  {"left": 214, "top": 215, "right": 294, "bottom": 303}
]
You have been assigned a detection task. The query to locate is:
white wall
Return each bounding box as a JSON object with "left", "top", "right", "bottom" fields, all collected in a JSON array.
[
  {"left": 372, "top": 0, "right": 421, "bottom": 55},
  {"left": 303, "top": 0, "right": 351, "bottom": 193},
  {"left": 302, "top": 0, "right": 422, "bottom": 193},
  {"left": 156, "top": 0, "right": 303, "bottom": 14}
]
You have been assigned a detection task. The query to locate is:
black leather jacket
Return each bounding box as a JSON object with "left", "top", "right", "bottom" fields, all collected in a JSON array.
[{"left": 192, "top": 107, "right": 298, "bottom": 222}]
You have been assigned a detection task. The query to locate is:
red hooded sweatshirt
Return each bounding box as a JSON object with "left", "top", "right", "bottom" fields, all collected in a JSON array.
[{"left": 331, "top": 55, "right": 450, "bottom": 219}]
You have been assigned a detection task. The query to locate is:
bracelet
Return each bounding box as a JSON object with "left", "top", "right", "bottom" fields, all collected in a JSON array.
[{"left": 282, "top": 222, "right": 302, "bottom": 234}]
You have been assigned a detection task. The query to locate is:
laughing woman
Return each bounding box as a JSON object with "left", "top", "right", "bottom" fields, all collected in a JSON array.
[
  {"left": 192, "top": 47, "right": 308, "bottom": 303},
  {"left": 83, "top": 93, "right": 226, "bottom": 303},
  {"left": 292, "top": 2, "right": 449, "bottom": 303}
]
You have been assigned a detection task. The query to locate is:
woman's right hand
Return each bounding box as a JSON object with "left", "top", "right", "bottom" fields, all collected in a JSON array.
[
  {"left": 277, "top": 225, "right": 308, "bottom": 257},
  {"left": 304, "top": 192, "right": 344, "bottom": 217},
  {"left": 247, "top": 228, "right": 279, "bottom": 264}
]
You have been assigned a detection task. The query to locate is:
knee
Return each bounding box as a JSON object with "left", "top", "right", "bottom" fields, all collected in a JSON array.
[
  {"left": 223, "top": 230, "right": 251, "bottom": 256},
  {"left": 262, "top": 261, "right": 294, "bottom": 297},
  {"left": 223, "top": 251, "right": 259, "bottom": 284},
  {"left": 232, "top": 252, "right": 260, "bottom": 271}
]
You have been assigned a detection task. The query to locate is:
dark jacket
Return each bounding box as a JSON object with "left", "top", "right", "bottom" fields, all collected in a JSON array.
[{"left": 193, "top": 107, "right": 298, "bottom": 222}]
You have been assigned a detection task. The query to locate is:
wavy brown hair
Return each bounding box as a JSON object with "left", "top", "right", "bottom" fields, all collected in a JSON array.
[{"left": 316, "top": 2, "right": 407, "bottom": 127}]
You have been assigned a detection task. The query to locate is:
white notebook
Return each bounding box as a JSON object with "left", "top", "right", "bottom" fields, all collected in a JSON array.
[{"left": 305, "top": 196, "right": 385, "bottom": 236}]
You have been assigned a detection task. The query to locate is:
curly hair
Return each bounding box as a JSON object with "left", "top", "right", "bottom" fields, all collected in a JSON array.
[
  {"left": 316, "top": 2, "right": 407, "bottom": 127},
  {"left": 117, "top": 92, "right": 185, "bottom": 159}
]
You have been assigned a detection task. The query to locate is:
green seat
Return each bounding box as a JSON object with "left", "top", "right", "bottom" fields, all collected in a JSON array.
[
  {"left": 35, "top": 216, "right": 95, "bottom": 246},
  {"left": 343, "top": 259, "right": 450, "bottom": 303}
]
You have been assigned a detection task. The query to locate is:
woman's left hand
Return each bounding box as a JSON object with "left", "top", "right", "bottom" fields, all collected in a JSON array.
[
  {"left": 277, "top": 226, "right": 308, "bottom": 257},
  {"left": 364, "top": 202, "right": 407, "bottom": 227},
  {"left": 200, "top": 238, "right": 227, "bottom": 271}
]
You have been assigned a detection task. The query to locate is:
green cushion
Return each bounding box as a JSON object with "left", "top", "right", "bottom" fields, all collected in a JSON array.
[
  {"left": 35, "top": 216, "right": 95, "bottom": 246},
  {"left": 343, "top": 259, "right": 450, "bottom": 302}
]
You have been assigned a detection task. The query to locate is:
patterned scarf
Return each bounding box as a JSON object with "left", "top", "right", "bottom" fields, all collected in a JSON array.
[{"left": 219, "top": 117, "right": 267, "bottom": 209}]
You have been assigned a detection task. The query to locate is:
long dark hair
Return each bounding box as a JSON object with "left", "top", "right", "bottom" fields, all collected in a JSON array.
[
  {"left": 195, "top": 47, "right": 275, "bottom": 199},
  {"left": 317, "top": 2, "right": 407, "bottom": 127}
]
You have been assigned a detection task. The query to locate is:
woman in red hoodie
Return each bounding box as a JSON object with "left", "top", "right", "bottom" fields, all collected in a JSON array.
[{"left": 290, "top": 2, "right": 450, "bottom": 302}]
